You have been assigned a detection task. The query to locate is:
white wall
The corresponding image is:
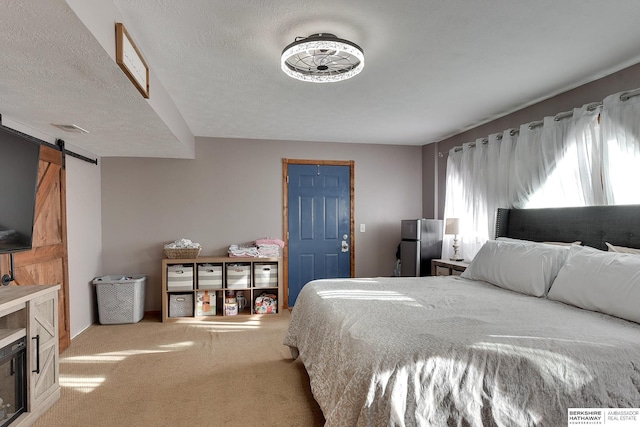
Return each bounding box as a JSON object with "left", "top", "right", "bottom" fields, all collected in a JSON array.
[
  {"left": 101, "top": 137, "right": 423, "bottom": 311},
  {"left": 66, "top": 155, "right": 102, "bottom": 337},
  {"left": 65, "top": 0, "right": 195, "bottom": 158}
]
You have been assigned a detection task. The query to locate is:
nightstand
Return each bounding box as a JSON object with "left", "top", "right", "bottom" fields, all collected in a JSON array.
[{"left": 431, "top": 259, "right": 469, "bottom": 276}]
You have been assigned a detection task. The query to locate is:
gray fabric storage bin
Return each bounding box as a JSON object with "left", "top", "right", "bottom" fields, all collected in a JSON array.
[{"left": 169, "top": 293, "right": 193, "bottom": 317}]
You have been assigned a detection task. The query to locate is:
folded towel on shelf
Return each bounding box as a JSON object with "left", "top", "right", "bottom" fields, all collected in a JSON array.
[
  {"left": 254, "top": 237, "right": 285, "bottom": 258},
  {"left": 255, "top": 237, "right": 285, "bottom": 248},
  {"left": 257, "top": 244, "right": 281, "bottom": 258},
  {"left": 164, "top": 238, "right": 201, "bottom": 249},
  {"left": 228, "top": 244, "right": 259, "bottom": 257},
  {"left": 228, "top": 237, "right": 285, "bottom": 258}
]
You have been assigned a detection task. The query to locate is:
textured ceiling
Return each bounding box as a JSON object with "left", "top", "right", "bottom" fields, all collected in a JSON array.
[{"left": 2, "top": 0, "right": 640, "bottom": 158}]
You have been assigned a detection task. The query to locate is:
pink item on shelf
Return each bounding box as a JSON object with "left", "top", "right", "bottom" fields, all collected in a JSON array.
[{"left": 254, "top": 238, "right": 285, "bottom": 248}]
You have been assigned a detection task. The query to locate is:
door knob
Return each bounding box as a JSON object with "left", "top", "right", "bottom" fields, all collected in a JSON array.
[{"left": 341, "top": 241, "right": 349, "bottom": 252}]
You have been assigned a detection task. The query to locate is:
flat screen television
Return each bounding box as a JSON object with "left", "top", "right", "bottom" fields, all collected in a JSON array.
[{"left": 0, "top": 125, "right": 40, "bottom": 254}]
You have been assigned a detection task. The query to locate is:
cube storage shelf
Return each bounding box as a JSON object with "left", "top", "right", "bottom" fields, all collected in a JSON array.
[{"left": 161, "top": 256, "right": 282, "bottom": 322}]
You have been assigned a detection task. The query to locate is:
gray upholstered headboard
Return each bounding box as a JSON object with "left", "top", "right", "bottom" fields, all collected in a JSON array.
[{"left": 495, "top": 205, "right": 640, "bottom": 251}]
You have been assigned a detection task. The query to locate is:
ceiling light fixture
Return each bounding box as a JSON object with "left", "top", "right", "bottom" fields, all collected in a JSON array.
[{"left": 281, "top": 33, "right": 364, "bottom": 83}]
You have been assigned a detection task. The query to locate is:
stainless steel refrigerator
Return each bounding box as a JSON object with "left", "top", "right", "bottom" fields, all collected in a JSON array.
[{"left": 400, "top": 219, "right": 443, "bottom": 276}]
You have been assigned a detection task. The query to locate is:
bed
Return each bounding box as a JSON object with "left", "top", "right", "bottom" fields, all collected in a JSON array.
[{"left": 283, "top": 205, "right": 640, "bottom": 426}]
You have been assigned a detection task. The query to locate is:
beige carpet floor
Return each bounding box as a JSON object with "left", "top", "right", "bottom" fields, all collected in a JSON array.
[{"left": 33, "top": 312, "right": 324, "bottom": 427}]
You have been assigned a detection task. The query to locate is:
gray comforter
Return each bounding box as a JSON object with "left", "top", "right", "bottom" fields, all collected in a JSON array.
[{"left": 283, "top": 276, "right": 640, "bottom": 426}]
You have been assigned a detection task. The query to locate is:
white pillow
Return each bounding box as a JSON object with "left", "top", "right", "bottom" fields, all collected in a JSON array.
[
  {"left": 547, "top": 245, "right": 640, "bottom": 324},
  {"left": 605, "top": 242, "right": 640, "bottom": 254},
  {"left": 461, "top": 239, "right": 570, "bottom": 297}
]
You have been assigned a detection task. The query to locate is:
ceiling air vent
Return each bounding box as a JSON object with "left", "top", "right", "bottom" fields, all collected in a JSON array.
[{"left": 51, "top": 124, "right": 89, "bottom": 134}]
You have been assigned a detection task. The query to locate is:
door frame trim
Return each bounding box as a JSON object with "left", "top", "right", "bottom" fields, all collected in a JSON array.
[{"left": 282, "top": 159, "right": 355, "bottom": 308}]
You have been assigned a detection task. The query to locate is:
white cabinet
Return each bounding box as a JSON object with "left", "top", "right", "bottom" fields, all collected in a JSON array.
[
  {"left": 28, "top": 291, "right": 59, "bottom": 413},
  {"left": 0, "top": 285, "right": 59, "bottom": 427}
]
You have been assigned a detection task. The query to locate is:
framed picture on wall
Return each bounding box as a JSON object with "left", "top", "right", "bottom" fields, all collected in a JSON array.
[{"left": 115, "top": 22, "right": 149, "bottom": 99}]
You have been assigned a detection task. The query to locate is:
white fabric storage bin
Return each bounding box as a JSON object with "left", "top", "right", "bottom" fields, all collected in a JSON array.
[
  {"left": 93, "top": 275, "right": 146, "bottom": 324},
  {"left": 169, "top": 293, "right": 193, "bottom": 317},
  {"left": 167, "top": 265, "right": 194, "bottom": 291},
  {"left": 226, "top": 264, "right": 250, "bottom": 289},
  {"left": 197, "top": 264, "right": 222, "bottom": 289},
  {"left": 254, "top": 263, "right": 278, "bottom": 288}
]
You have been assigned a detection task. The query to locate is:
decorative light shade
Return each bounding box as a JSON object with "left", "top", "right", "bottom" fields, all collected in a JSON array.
[
  {"left": 445, "top": 218, "right": 464, "bottom": 261},
  {"left": 445, "top": 218, "right": 460, "bottom": 235},
  {"left": 281, "top": 33, "right": 364, "bottom": 83}
]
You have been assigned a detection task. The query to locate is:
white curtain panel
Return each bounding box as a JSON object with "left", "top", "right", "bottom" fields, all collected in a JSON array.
[
  {"left": 571, "top": 104, "right": 605, "bottom": 205},
  {"left": 601, "top": 91, "right": 640, "bottom": 205},
  {"left": 514, "top": 107, "right": 603, "bottom": 208},
  {"left": 442, "top": 144, "right": 468, "bottom": 260},
  {"left": 466, "top": 140, "right": 490, "bottom": 255},
  {"left": 443, "top": 98, "right": 612, "bottom": 260},
  {"left": 497, "top": 130, "right": 517, "bottom": 208},
  {"left": 512, "top": 119, "right": 547, "bottom": 208},
  {"left": 484, "top": 134, "right": 502, "bottom": 234},
  {"left": 442, "top": 130, "right": 515, "bottom": 261}
]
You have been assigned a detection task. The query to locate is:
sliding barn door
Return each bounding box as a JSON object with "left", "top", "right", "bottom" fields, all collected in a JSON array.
[{"left": 2, "top": 144, "right": 71, "bottom": 352}]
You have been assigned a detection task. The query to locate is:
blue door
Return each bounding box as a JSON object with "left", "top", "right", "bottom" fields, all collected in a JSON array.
[{"left": 287, "top": 163, "right": 352, "bottom": 306}]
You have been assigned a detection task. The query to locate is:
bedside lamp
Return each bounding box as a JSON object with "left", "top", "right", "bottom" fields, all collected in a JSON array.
[{"left": 445, "top": 218, "right": 464, "bottom": 261}]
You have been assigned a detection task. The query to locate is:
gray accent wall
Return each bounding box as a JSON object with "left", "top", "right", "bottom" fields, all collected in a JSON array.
[
  {"left": 423, "top": 62, "right": 640, "bottom": 219},
  {"left": 101, "top": 138, "right": 423, "bottom": 311}
]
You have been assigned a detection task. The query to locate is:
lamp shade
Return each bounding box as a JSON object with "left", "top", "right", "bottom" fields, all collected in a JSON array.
[{"left": 445, "top": 218, "right": 460, "bottom": 235}]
